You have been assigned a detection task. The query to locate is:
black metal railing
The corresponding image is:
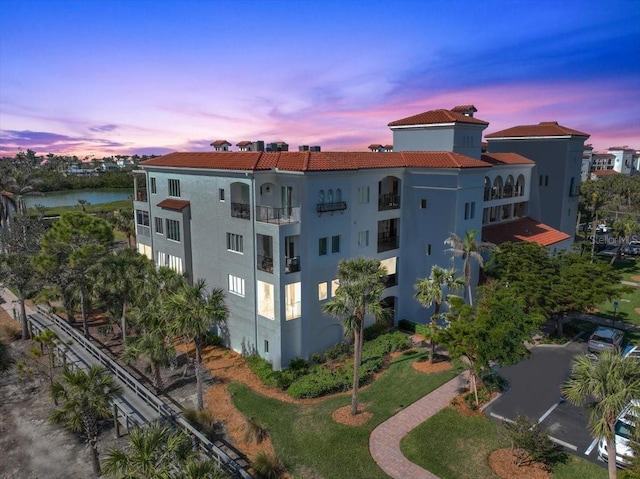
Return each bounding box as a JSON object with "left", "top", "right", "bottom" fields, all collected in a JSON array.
[
  {"left": 255, "top": 205, "right": 299, "bottom": 224},
  {"left": 285, "top": 256, "right": 301, "bottom": 273},
  {"left": 378, "top": 193, "right": 400, "bottom": 211},
  {"left": 384, "top": 273, "right": 398, "bottom": 288},
  {"left": 231, "top": 202, "right": 250, "bottom": 219},
  {"left": 316, "top": 202, "right": 347, "bottom": 213},
  {"left": 377, "top": 233, "right": 399, "bottom": 253},
  {"left": 257, "top": 255, "right": 274, "bottom": 273}
]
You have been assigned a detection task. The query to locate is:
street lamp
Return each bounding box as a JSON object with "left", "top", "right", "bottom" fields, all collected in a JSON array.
[{"left": 612, "top": 300, "right": 619, "bottom": 328}]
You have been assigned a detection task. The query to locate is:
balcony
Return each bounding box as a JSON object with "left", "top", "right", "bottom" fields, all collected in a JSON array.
[
  {"left": 378, "top": 193, "right": 400, "bottom": 211},
  {"left": 285, "top": 256, "right": 301, "bottom": 274},
  {"left": 136, "top": 224, "right": 150, "bottom": 238},
  {"left": 256, "top": 205, "right": 300, "bottom": 224},
  {"left": 384, "top": 273, "right": 398, "bottom": 289},
  {"left": 257, "top": 255, "right": 273, "bottom": 273},
  {"left": 231, "top": 202, "right": 250, "bottom": 219},
  {"left": 316, "top": 201, "right": 347, "bottom": 214},
  {"left": 377, "top": 233, "right": 399, "bottom": 253},
  {"left": 135, "top": 189, "right": 148, "bottom": 202}
]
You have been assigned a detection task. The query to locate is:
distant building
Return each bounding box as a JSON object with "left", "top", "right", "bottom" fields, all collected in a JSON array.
[{"left": 211, "top": 140, "right": 232, "bottom": 151}]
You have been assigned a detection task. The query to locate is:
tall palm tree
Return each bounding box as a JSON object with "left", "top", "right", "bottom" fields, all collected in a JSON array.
[
  {"left": 121, "top": 324, "right": 175, "bottom": 393},
  {"left": 323, "top": 257, "right": 388, "bottom": 416},
  {"left": 102, "top": 421, "right": 196, "bottom": 478},
  {"left": 98, "top": 249, "right": 152, "bottom": 342},
  {"left": 166, "top": 280, "right": 229, "bottom": 410},
  {"left": 562, "top": 350, "right": 640, "bottom": 479},
  {"left": 444, "top": 230, "right": 494, "bottom": 306},
  {"left": 50, "top": 365, "right": 123, "bottom": 476},
  {"left": 5, "top": 167, "right": 43, "bottom": 215},
  {"left": 414, "top": 265, "right": 465, "bottom": 364}
]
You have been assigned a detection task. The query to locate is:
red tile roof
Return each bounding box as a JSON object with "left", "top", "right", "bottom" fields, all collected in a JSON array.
[
  {"left": 210, "top": 140, "right": 231, "bottom": 147},
  {"left": 451, "top": 105, "right": 477, "bottom": 113},
  {"left": 157, "top": 199, "right": 191, "bottom": 211},
  {"left": 368, "top": 144, "right": 382, "bottom": 149},
  {"left": 482, "top": 217, "right": 570, "bottom": 247},
  {"left": 388, "top": 109, "right": 489, "bottom": 127},
  {"left": 608, "top": 146, "right": 631, "bottom": 150},
  {"left": 593, "top": 153, "right": 615, "bottom": 158},
  {"left": 592, "top": 170, "right": 618, "bottom": 177},
  {"left": 236, "top": 141, "right": 252, "bottom": 147},
  {"left": 383, "top": 145, "right": 393, "bottom": 150},
  {"left": 480, "top": 153, "right": 534, "bottom": 165},
  {"left": 141, "top": 151, "right": 492, "bottom": 172},
  {"left": 485, "top": 121, "right": 589, "bottom": 138}
]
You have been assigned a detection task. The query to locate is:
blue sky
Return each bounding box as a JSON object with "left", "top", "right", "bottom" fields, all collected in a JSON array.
[{"left": 1, "top": 0, "right": 639, "bottom": 157}]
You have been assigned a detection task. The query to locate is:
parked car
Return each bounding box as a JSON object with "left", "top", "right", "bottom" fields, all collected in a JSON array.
[
  {"left": 623, "top": 345, "right": 640, "bottom": 359},
  {"left": 596, "top": 224, "right": 609, "bottom": 234},
  {"left": 588, "top": 326, "right": 624, "bottom": 353},
  {"left": 623, "top": 241, "right": 640, "bottom": 256},
  {"left": 598, "top": 400, "right": 638, "bottom": 468}
]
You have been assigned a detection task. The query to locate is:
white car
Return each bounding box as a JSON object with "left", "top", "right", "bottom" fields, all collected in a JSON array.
[
  {"left": 598, "top": 400, "right": 638, "bottom": 467},
  {"left": 596, "top": 224, "right": 609, "bottom": 234}
]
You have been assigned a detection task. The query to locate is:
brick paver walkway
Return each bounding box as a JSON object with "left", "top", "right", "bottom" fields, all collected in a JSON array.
[{"left": 369, "top": 371, "right": 469, "bottom": 479}]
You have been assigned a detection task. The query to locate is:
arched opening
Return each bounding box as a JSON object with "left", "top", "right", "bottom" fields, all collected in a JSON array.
[
  {"left": 492, "top": 176, "right": 503, "bottom": 200},
  {"left": 230, "top": 182, "right": 250, "bottom": 219},
  {"left": 515, "top": 175, "right": 525, "bottom": 196},
  {"left": 503, "top": 175, "right": 514, "bottom": 198},
  {"left": 484, "top": 177, "right": 491, "bottom": 201},
  {"left": 378, "top": 176, "right": 401, "bottom": 211}
]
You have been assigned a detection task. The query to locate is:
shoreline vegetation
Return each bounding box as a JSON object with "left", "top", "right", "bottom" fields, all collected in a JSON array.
[{"left": 29, "top": 199, "right": 132, "bottom": 217}]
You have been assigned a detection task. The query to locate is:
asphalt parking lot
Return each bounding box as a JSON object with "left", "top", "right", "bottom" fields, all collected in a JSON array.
[{"left": 484, "top": 340, "right": 606, "bottom": 466}]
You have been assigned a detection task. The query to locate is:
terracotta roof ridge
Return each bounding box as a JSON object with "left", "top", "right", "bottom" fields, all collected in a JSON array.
[
  {"left": 251, "top": 151, "right": 264, "bottom": 170},
  {"left": 302, "top": 151, "right": 311, "bottom": 171}
]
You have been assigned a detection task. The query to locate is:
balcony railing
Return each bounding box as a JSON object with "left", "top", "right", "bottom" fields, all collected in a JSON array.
[
  {"left": 257, "top": 255, "right": 274, "bottom": 273},
  {"left": 384, "top": 273, "right": 398, "bottom": 288},
  {"left": 285, "top": 256, "right": 301, "bottom": 274},
  {"left": 378, "top": 193, "right": 400, "bottom": 211},
  {"left": 135, "top": 189, "right": 148, "bottom": 202},
  {"left": 316, "top": 201, "right": 347, "bottom": 213},
  {"left": 136, "top": 225, "right": 151, "bottom": 238},
  {"left": 377, "top": 233, "right": 399, "bottom": 253},
  {"left": 256, "top": 205, "right": 300, "bottom": 224},
  {"left": 231, "top": 202, "right": 250, "bottom": 219}
]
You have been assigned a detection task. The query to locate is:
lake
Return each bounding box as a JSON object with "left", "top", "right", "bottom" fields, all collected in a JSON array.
[{"left": 23, "top": 189, "right": 133, "bottom": 209}]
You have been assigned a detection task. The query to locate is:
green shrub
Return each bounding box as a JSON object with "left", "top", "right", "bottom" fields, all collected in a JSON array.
[
  {"left": 501, "top": 415, "right": 568, "bottom": 470},
  {"left": 252, "top": 451, "right": 285, "bottom": 479},
  {"left": 324, "top": 342, "right": 350, "bottom": 360},
  {"left": 398, "top": 319, "right": 418, "bottom": 333},
  {"left": 288, "top": 357, "right": 309, "bottom": 371},
  {"left": 203, "top": 332, "right": 224, "bottom": 347},
  {"left": 363, "top": 322, "right": 391, "bottom": 341},
  {"left": 482, "top": 372, "right": 508, "bottom": 393},
  {"left": 287, "top": 367, "right": 349, "bottom": 399},
  {"left": 246, "top": 356, "right": 281, "bottom": 387}
]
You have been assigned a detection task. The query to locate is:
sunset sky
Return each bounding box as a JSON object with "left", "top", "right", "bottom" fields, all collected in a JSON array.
[{"left": 1, "top": 0, "right": 639, "bottom": 158}]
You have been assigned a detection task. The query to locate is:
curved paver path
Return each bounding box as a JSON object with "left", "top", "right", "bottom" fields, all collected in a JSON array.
[{"left": 369, "top": 371, "right": 469, "bottom": 479}]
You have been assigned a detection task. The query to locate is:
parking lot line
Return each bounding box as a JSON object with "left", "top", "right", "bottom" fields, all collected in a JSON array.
[
  {"left": 549, "top": 436, "right": 578, "bottom": 451},
  {"left": 538, "top": 400, "right": 562, "bottom": 424},
  {"left": 584, "top": 438, "right": 599, "bottom": 456}
]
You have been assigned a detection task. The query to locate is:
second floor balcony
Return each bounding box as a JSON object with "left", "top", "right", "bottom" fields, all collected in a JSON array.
[
  {"left": 256, "top": 205, "right": 300, "bottom": 224},
  {"left": 378, "top": 193, "right": 400, "bottom": 211},
  {"left": 377, "top": 232, "right": 400, "bottom": 253}
]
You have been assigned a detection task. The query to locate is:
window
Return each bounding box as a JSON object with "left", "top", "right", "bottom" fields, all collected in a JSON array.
[
  {"left": 228, "top": 275, "right": 245, "bottom": 297},
  {"left": 464, "top": 201, "right": 476, "bottom": 220},
  {"left": 335, "top": 188, "right": 342, "bottom": 202},
  {"left": 539, "top": 175, "right": 543, "bottom": 186},
  {"left": 150, "top": 177, "right": 157, "bottom": 194},
  {"left": 545, "top": 175, "right": 549, "bottom": 186},
  {"left": 358, "top": 186, "right": 370, "bottom": 204},
  {"left": 319, "top": 237, "right": 327, "bottom": 256},
  {"left": 331, "top": 279, "right": 340, "bottom": 297},
  {"left": 136, "top": 210, "right": 150, "bottom": 226},
  {"left": 168, "top": 179, "right": 180, "bottom": 197},
  {"left": 484, "top": 177, "right": 491, "bottom": 201},
  {"left": 318, "top": 282, "right": 328, "bottom": 301},
  {"left": 318, "top": 190, "right": 324, "bottom": 203},
  {"left": 426, "top": 243, "right": 432, "bottom": 256},
  {"left": 420, "top": 199, "right": 427, "bottom": 209},
  {"left": 219, "top": 188, "right": 225, "bottom": 201},
  {"left": 166, "top": 219, "right": 180, "bottom": 241},
  {"left": 327, "top": 189, "right": 334, "bottom": 203},
  {"left": 358, "top": 230, "right": 369, "bottom": 247},
  {"left": 264, "top": 340, "right": 269, "bottom": 353},
  {"left": 257, "top": 280, "right": 274, "bottom": 320},
  {"left": 331, "top": 235, "right": 340, "bottom": 253},
  {"left": 226, "top": 233, "right": 243, "bottom": 253},
  {"left": 154, "top": 217, "right": 163, "bottom": 234},
  {"left": 161, "top": 254, "right": 183, "bottom": 274},
  {"left": 285, "top": 282, "right": 301, "bottom": 320}
]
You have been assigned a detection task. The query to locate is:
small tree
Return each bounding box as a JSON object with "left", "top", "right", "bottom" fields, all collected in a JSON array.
[
  {"left": 501, "top": 415, "right": 568, "bottom": 470},
  {"left": 31, "top": 330, "right": 63, "bottom": 387}
]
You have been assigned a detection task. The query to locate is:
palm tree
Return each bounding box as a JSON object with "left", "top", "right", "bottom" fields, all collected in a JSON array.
[
  {"left": 5, "top": 167, "right": 43, "bottom": 215},
  {"left": 102, "top": 421, "right": 196, "bottom": 478},
  {"left": 166, "top": 280, "right": 229, "bottom": 410},
  {"left": 414, "top": 265, "right": 465, "bottom": 364},
  {"left": 444, "top": 230, "right": 494, "bottom": 306},
  {"left": 98, "top": 249, "right": 152, "bottom": 342},
  {"left": 562, "top": 350, "right": 640, "bottom": 479},
  {"left": 121, "top": 326, "right": 175, "bottom": 393},
  {"left": 323, "top": 257, "right": 388, "bottom": 416},
  {"left": 111, "top": 208, "right": 136, "bottom": 248},
  {"left": 50, "top": 365, "right": 123, "bottom": 476},
  {"left": 610, "top": 216, "right": 640, "bottom": 265}
]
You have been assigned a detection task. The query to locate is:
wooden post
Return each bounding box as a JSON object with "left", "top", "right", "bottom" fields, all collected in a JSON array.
[{"left": 113, "top": 403, "right": 120, "bottom": 437}]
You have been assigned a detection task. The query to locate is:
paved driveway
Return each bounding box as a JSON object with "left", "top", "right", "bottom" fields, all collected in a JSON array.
[{"left": 484, "top": 341, "right": 603, "bottom": 463}]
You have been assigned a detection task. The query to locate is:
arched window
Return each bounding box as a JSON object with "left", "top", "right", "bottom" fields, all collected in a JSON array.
[
  {"left": 515, "top": 175, "right": 525, "bottom": 196},
  {"left": 318, "top": 190, "right": 324, "bottom": 204},
  {"left": 327, "top": 189, "right": 334, "bottom": 203},
  {"left": 484, "top": 177, "right": 491, "bottom": 201},
  {"left": 335, "top": 188, "right": 342, "bottom": 202},
  {"left": 492, "top": 176, "right": 503, "bottom": 200},
  {"left": 503, "top": 175, "right": 514, "bottom": 198}
]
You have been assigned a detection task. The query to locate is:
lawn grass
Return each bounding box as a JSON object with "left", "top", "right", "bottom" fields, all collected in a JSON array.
[
  {"left": 229, "top": 350, "right": 459, "bottom": 479},
  {"left": 593, "top": 256, "right": 640, "bottom": 327},
  {"left": 401, "top": 407, "right": 607, "bottom": 479}
]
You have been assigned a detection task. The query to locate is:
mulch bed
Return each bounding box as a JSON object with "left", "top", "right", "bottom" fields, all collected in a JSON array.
[{"left": 488, "top": 449, "right": 551, "bottom": 479}]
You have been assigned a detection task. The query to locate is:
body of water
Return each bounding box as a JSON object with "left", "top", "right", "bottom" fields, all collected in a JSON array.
[{"left": 23, "top": 189, "right": 133, "bottom": 209}]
